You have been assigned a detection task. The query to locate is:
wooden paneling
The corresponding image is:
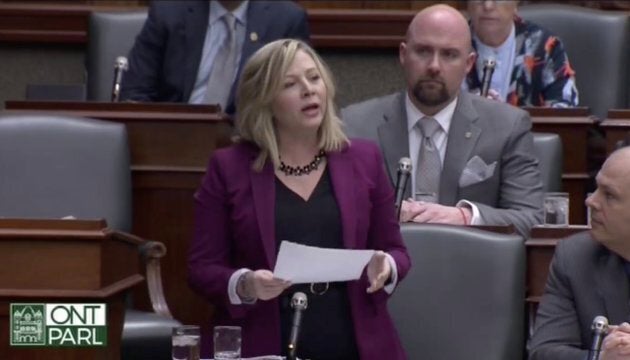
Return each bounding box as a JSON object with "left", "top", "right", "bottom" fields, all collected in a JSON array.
[
  {"left": 0, "top": 3, "right": 141, "bottom": 44},
  {"left": 297, "top": 1, "right": 460, "bottom": 10},
  {"left": 0, "top": 219, "right": 140, "bottom": 360},
  {"left": 3, "top": 101, "right": 232, "bottom": 327},
  {"left": 601, "top": 110, "right": 630, "bottom": 154},
  {"left": 0, "top": 1, "right": 623, "bottom": 47},
  {"left": 0, "top": 3, "right": 454, "bottom": 48},
  {"left": 528, "top": 107, "right": 595, "bottom": 225},
  {"left": 308, "top": 9, "right": 413, "bottom": 48}
]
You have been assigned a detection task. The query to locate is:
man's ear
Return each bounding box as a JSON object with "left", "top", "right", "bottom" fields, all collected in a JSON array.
[
  {"left": 465, "top": 51, "right": 477, "bottom": 74},
  {"left": 399, "top": 42, "right": 407, "bottom": 67}
]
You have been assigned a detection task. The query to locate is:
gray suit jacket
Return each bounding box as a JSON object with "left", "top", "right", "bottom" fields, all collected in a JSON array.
[
  {"left": 341, "top": 91, "right": 543, "bottom": 236},
  {"left": 528, "top": 232, "right": 630, "bottom": 360}
]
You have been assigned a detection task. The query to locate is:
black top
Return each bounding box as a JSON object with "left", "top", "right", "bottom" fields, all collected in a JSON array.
[{"left": 275, "top": 168, "right": 359, "bottom": 360}]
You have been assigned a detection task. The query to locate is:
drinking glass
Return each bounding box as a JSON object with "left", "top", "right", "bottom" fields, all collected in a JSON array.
[
  {"left": 172, "top": 325, "right": 200, "bottom": 360},
  {"left": 214, "top": 326, "right": 241, "bottom": 360},
  {"left": 544, "top": 192, "right": 570, "bottom": 227}
]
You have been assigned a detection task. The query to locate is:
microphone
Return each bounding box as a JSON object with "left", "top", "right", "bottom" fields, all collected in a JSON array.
[
  {"left": 394, "top": 157, "right": 412, "bottom": 220},
  {"left": 479, "top": 58, "right": 496, "bottom": 98},
  {"left": 287, "top": 292, "right": 307, "bottom": 360},
  {"left": 587, "top": 315, "right": 609, "bottom": 360},
  {"left": 111, "top": 56, "right": 128, "bottom": 102}
]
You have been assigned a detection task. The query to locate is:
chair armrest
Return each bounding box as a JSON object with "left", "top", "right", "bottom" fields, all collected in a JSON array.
[{"left": 139, "top": 240, "right": 173, "bottom": 319}]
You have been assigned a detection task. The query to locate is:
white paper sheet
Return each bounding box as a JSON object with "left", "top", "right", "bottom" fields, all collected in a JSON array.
[{"left": 273, "top": 241, "right": 375, "bottom": 283}]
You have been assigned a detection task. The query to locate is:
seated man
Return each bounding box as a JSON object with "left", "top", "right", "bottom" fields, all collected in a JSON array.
[
  {"left": 120, "top": 0, "right": 310, "bottom": 113},
  {"left": 529, "top": 146, "right": 630, "bottom": 360},
  {"left": 464, "top": 0, "right": 579, "bottom": 107},
  {"left": 342, "top": 4, "right": 543, "bottom": 237}
]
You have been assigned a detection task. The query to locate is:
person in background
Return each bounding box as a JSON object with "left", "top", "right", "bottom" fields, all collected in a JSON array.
[
  {"left": 464, "top": 0, "right": 578, "bottom": 107},
  {"left": 188, "top": 39, "right": 410, "bottom": 360},
  {"left": 342, "top": 4, "right": 543, "bottom": 237},
  {"left": 121, "top": 0, "right": 309, "bottom": 114},
  {"left": 529, "top": 146, "right": 630, "bottom": 360}
]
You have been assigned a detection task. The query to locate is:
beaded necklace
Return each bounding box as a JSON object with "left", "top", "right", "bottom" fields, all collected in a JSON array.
[{"left": 278, "top": 150, "right": 326, "bottom": 176}]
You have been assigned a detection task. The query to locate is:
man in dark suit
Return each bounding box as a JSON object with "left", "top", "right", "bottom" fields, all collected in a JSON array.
[
  {"left": 120, "top": 0, "right": 310, "bottom": 113},
  {"left": 342, "top": 4, "right": 543, "bottom": 237},
  {"left": 529, "top": 146, "right": 630, "bottom": 360}
]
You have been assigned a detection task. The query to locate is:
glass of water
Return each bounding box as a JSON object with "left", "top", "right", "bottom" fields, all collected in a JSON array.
[
  {"left": 214, "top": 326, "right": 241, "bottom": 360},
  {"left": 172, "top": 325, "right": 200, "bottom": 360},
  {"left": 544, "top": 192, "right": 570, "bottom": 227}
]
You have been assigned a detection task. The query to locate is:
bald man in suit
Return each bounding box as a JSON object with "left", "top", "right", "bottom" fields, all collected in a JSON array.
[
  {"left": 529, "top": 146, "right": 630, "bottom": 360},
  {"left": 342, "top": 4, "right": 543, "bottom": 237}
]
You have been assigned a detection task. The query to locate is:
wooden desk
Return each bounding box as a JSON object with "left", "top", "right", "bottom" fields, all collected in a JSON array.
[
  {"left": 601, "top": 109, "right": 630, "bottom": 154},
  {"left": 3, "top": 101, "right": 233, "bottom": 327},
  {"left": 527, "top": 107, "right": 595, "bottom": 225},
  {"left": 0, "top": 219, "right": 141, "bottom": 360}
]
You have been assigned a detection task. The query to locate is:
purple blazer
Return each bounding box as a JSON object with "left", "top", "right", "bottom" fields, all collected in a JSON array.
[{"left": 188, "top": 139, "right": 410, "bottom": 359}]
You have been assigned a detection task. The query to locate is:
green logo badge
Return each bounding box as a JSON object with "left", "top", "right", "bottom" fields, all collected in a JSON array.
[
  {"left": 11, "top": 304, "right": 45, "bottom": 346},
  {"left": 10, "top": 303, "right": 107, "bottom": 347}
]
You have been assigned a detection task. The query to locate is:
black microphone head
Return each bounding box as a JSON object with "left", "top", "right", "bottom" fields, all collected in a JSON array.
[
  {"left": 592, "top": 316, "right": 609, "bottom": 333},
  {"left": 115, "top": 56, "right": 129, "bottom": 71},
  {"left": 291, "top": 292, "right": 308, "bottom": 310},
  {"left": 483, "top": 58, "right": 496, "bottom": 70},
  {"left": 398, "top": 157, "right": 412, "bottom": 174}
]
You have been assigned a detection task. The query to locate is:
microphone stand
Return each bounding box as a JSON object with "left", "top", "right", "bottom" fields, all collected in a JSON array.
[
  {"left": 480, "top": 58, "right": 496, "bottom": 98},
  {"left": 111, "top": 56, "right": 128, "bottom": 102},
  {"left": 588, "top": 316, "right": 609, "bottom": 360},
  {"left": 287, "top": 292, "right": 308, "bottom": 360},
  {"left": 394, "top": 158, "right": 412, "bottom": 220}
]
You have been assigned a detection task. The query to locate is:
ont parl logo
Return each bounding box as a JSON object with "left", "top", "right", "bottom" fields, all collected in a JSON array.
[{"left": 10, "top": 303, "right": 107, "bottom": 347}]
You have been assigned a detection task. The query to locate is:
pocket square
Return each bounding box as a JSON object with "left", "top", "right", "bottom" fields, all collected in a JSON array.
[{"left": 459, "top": 156, "right": 497, "bottom": 187}]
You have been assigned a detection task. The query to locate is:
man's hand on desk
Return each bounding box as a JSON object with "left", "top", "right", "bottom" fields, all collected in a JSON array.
[
  {"left": 602, "top": 323, "right": 630, "bottom": 360},
  {"left": 400, "top": 200, "right": 471, "bottom": 225}
]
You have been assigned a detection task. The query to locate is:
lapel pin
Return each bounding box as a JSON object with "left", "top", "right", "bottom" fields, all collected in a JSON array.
[
  {"left": 250, "top": 32, "right": 258, "bottom": 42},
  {"left": 465, "top": 132, "right": 472, "bottom": 138}
]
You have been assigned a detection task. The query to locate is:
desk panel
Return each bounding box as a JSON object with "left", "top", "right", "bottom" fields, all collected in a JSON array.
[
  {"left": 601, "top": 110, "right": 630, "bottom": 154},
  {"left": 528, "top": 107, "right": 595, "bottom": 225},
  {"left": 3, "top": 101, "right": 231, "bottom": 327}
]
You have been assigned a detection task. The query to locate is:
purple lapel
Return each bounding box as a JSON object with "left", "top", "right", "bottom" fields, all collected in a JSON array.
[
  {"left": 250, "top": 161, "right": 276, "bottom": 268},
  {"left": 328, "top": 150, "right": 358, "bottom": 249}
]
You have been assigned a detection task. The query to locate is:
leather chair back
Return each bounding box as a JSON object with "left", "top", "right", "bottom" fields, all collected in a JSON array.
[
  {"left": 87, "top": 11, "right": 147, "bottom": 102},
  {"left": 0, "top": 114, "right": 180, "bottom": 360},
  {"left": 518, "top": 4, "right": 630, "bottom": 118},
  {"left": 532, "top": 132, "right": 563, "bottom": 193},
  {"left": 0, "top": 114, "right": 131, "bottom": 230},
  {"left": 390, "top": 223, "right": 525, "bottom": 360}
]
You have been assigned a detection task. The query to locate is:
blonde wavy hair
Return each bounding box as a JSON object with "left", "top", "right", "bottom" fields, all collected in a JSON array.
[{"left": 235, "top": 39, "right": 349, "bottom": 171}]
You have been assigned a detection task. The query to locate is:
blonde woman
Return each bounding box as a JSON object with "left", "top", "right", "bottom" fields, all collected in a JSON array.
[{"left": 188, "top": 39, "right": 410, "bottom": 359}]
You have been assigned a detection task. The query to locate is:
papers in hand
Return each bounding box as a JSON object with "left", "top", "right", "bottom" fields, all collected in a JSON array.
[{"left": 273, "top": 241, "right": 375, "bottom": 284}]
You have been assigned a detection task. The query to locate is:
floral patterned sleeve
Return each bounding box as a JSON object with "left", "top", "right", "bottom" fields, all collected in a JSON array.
[{"left": 540, "top": 35, "right": 579, "bottom": 108}]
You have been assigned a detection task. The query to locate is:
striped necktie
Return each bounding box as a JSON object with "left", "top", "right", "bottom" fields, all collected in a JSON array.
[
  {"left": 415, "top": 116, "right": 442, "bottom": 195},
  {"left": 204, "top": 13, "right": 237, "bottom": 109}
]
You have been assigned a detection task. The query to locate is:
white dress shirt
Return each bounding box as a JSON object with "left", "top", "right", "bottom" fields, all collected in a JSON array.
[
  {"left": 472, "top": 23, "right": 516, "bottom": 101},
  {"left": 405, "top": 93, "right": 483, "bottom": 224}
]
